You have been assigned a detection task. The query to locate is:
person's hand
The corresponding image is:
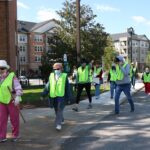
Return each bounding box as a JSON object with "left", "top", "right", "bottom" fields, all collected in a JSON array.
[{"left": 14, "top": 96, "right": 21, "bottom": 106}]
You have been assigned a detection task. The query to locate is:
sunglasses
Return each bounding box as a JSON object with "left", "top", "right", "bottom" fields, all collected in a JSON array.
[
  {"left": 0, "top": 68, "right": 6, "bottom": 70},
  {"left": 54, "top": 69, "right": 60, "bottom": 70}
]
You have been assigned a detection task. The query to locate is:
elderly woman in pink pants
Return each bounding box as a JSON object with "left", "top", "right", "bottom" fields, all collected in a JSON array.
[{"left": 0, "top": 60, "right": 23, "bottom": 142}]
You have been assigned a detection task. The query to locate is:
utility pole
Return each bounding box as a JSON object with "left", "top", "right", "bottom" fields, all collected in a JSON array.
[
  {"left": 76, "top": 0, "right": 81, "bottom": 63},
  {"left": 128, "top": 27, "right": 134, "bottom": 62}
]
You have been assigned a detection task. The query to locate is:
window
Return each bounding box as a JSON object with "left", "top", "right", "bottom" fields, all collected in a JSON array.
[
  {"left": 20, "top": 57, "right": 26, "bottom": 63},
  {"left": 34, "top": 35, "right": 43, "bottom": 42},
  {"left": 19, "top": 35, "right": 27, "bottom": 42},
  {"left": 34, "top": 46, "right": 43, "bottom": 52},
  {"left": 20, "top": 46, "right": 26, "bottom": 52},
  {"left": 35, "top": 56, "right": 42, "bottom": 62}
]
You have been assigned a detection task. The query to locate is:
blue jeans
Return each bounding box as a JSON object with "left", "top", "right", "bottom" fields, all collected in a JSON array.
[
  {"left": 115, "top": 83, "right": 134, "bottom": 113},
  {"left": 110, "top": 81, "right": 116, "bottom": 98},
  {"left": 131, "top": 76, "right": 136, "bottom": 87},
  {"left": 95, "top": 83, "right": 100, "bottom": 97}
]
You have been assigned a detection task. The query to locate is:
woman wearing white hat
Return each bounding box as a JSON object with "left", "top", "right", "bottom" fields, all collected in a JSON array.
[{"left": 0, "top": 60, "right": 23, "bottom": 142}]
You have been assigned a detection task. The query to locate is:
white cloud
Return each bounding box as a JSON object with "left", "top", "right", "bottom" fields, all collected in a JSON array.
[
  {"left": 96, "top": 4, "right": 120, "bottom": 12},
  {"left": 132, "top": 16, "right": 150, "bottom": 26},
  {"left": 17, "top": 1, "right": 30, "bottom": 9},
  {"left": 36, "top": 8, "right": 60, "bottom": 22}
]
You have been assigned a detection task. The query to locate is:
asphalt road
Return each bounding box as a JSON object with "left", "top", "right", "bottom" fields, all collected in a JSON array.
[{"left": 61, "top": 89, "right": 150, "bottom": 150}]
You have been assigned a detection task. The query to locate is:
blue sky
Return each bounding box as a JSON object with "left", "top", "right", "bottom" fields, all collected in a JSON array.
[{"left": 17, "top": 0, "right": 150, "bottom": 38}]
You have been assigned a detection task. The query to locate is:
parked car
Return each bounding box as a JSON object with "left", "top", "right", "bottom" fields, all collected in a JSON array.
[{"left": 19, "top": 76, "right": 28, "bottom": 85}]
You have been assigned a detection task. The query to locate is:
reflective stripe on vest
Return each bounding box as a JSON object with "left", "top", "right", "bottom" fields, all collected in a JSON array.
[
  {"left": 0, "top": 72, "right": 15, "bottom": 104},
  {"left": 49, "top": 73, "right": 67, "bottom": 98},
  {"left": 116, "top": 62, "right": 128, "bottom": 80},
  {"left": 143, "top": 73, "right": 150, "bottom": 83},
  {"left": 78, "top": 66, "right": 89, "bottom": 83},
  {"left": 110, "top": 69, "right": 117, "bottom": 81}
]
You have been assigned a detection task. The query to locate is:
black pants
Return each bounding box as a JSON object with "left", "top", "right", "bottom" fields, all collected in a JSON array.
[{"left": 76, "top": 83, "right": 92, "bottom": 104}]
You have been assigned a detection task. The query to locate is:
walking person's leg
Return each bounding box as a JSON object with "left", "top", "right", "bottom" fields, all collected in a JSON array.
[
  {"left": 114, "top": 85, "right": 122, "bottom": 114},
  {"left": 85, "top": 83, "right": 92, "bottom": 109},
  {"left": 0, "top": 104, "right": 8, "bottom": 142},
  {"left": 123, "top": 84, "right": 134, "bottom": 112},
  {"left": 54, "top": 99, "right": 64, "bottom": 130},
  {"left": 95, "top": 83, "right": 100, "bottom": 99},
  {"left": 110, "top": 82, "right": 114, "bottom": 99},
  {"left": 72, "top": 84, "right": 84, "bottom": 111},
  {"left": 133, "top": 76, "right": 136, "bottom": 88},
  {"left": 8, "top": 101, "right": 20, "bottom": 140}
]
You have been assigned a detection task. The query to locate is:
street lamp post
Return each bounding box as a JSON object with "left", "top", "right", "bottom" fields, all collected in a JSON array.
[
  {"left": 128, "top": 27, "right": 134, "bottom": 62},
  {"left": 76, "top": 0, "right": 81, "bottom": 63}
]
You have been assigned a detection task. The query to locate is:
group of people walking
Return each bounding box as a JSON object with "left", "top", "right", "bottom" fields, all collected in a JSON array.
[{"left": 0, "top": 55, "right": 149, "bottom": 141}]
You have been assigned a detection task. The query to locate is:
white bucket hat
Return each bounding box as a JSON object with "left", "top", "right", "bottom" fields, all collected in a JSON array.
[{"left": 0, "top": 60, "right": 10, "bottom": 69}]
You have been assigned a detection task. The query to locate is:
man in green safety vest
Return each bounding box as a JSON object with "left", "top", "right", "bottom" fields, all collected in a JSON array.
[
  {"left": 72, "top": 58, "right": 93, "bottom": 111},
  {"left": 114, "top": 56, "right": 134, "bottom": 114},
  {"left": 41, "top": 63, "right": 70, "bottom": 131},
  {"left": 107, "top": 64, "right": 117, "bottom": 99}
]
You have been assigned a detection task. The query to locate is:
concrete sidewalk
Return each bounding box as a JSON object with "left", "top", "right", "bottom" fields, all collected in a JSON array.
[{"left": 2, "top": 81, "right": 144, "bottom": 150}]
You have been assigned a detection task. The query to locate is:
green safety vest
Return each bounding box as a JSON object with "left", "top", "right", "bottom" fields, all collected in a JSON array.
[
  {"left": 78, "top": 66, "right": 90, "bottom": 83},
  {"left": 89, "top": 69, "right": 93, "bottom": 83},
  {"left": 143, "top": 73, "right": 150, "bottom": 83},
  {"left": 94, "top": 67, "right": 101, "bottom": 75},
  {"left": 0, "top": 72, "right": 15, "bottom": 104},
  {"left": 116, "top": 62, "right": 128, "bottom": 80},
  {"left": 130, "top": 65, "right": 133, "bottom": 78},
  {"left": 109, "top": 69, "right": 117, "bottom": 81},
  {"left": 49, "top": 73, "right": 67, "bottom": 98}
]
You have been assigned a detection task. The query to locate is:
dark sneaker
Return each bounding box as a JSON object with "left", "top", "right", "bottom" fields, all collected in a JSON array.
[
  {"left": 0, "top": 138, "right": 7, "bottom": 143},
  {"left": 115, "top": 112, "right": 119, "bottom": 115},
  {"left": 87, "top": 104, "right": 92, "bottom": 109},
  {"left": 72, "top": 107, "right": 78, "bottom": 112}
]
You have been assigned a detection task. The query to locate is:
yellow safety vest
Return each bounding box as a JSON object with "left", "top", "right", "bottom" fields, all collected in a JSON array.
[
  {"left": 94, "top": 67, "right": 102, "bottom": 75},
  {"left": 130, "top": 65, "right": 133, "bottom": 78},
  {"left": 78, "top": 66, "right": 90, "bottom": 83},
  {"left": 49, "top": 73, "right": 67, "bottom": 98},
  {"left": 0, "top": 72, "right": 15, "bottom": 104},
  {"left": 109, "top": 69, "right": 117, "bottom": 81},
  {"left": 116, "top": 62, "right": 128, "bottom": 80},
  {"left": 143, "top": 73, "right": 150, "bottom": 83}
]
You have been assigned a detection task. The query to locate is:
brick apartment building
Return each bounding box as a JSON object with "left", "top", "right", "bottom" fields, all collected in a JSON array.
[
  {"left": 17, "top": 19, "right": 57, "bottom": 76},
  {"left": 111, "top": 30, "right": 150, "bottom": 71},
  {"left": 0, "top": 0, "right": 17, "bottom": 71}
]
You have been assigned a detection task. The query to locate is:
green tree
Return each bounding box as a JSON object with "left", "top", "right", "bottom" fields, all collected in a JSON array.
[
  {"left": 46, "top": 0, "right": 108, "bottom": 65},
  {"left": 103, "top": 37, "right": 116, "bottom": 70}
]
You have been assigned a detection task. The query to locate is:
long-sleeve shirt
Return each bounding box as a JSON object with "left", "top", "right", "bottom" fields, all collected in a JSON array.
[
  {"left": 0, "top": 72, "right": 23, "bottom": 96},
  {"left": 116, "top": 63, "right": 131, "bottom": 85}
]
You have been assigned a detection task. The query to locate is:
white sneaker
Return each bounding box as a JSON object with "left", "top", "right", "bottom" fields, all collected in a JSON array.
[{"left": 56, "top": 125, "right": 62, "bottom": 130}]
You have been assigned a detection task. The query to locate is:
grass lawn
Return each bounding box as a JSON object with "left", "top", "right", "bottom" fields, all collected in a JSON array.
[{"left": 21, "top": 83, "right": 110, "bottom": 107}]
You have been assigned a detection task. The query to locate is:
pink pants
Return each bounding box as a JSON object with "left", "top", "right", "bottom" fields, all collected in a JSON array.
[{"left": 0, "top": 100, "right": 19, "bottom": 139}]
